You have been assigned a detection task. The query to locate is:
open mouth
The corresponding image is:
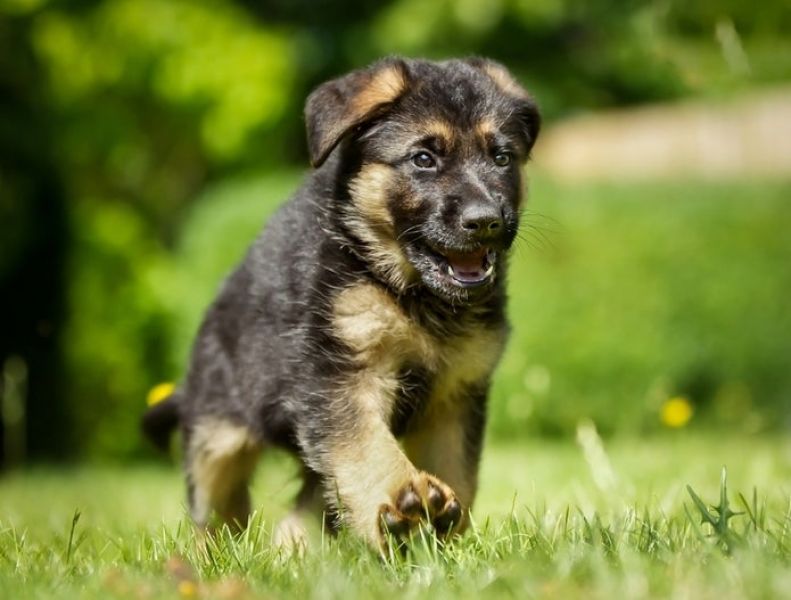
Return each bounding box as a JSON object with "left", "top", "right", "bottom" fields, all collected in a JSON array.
[{"left": 438, "top": 247, "right": 496, "bottom": 288}]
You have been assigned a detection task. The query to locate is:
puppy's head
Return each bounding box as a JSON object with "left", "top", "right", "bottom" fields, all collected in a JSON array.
[{"left": 306, "top": 57, "right": 540, "bottom": 304}]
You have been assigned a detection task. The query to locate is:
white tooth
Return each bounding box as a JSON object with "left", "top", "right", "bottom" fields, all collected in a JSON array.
[
  {"left": 484, "top": 264, "right": 495, "bottom": 277},
  {"left": 447, "top": 264, "right": 455, "bottom": 276}
]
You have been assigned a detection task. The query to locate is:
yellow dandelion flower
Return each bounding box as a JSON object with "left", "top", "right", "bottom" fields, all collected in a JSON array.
[
  {"left": 177, "top": 580, "right": 198, "bottom": 598},
  {"left": 660, "top": 396, "right": 693, "bottom": 428},
  {"left": 147, "top": 382, "right": 176, "bottom": 406}
]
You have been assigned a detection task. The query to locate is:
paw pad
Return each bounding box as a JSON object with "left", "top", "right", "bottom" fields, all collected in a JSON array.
[{"left": 378, "top": 473, "right": 463, "bottom": 543}]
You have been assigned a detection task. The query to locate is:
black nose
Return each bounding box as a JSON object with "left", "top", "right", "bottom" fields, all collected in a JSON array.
[{"left": 460, "top": 204, "right": 504, "bottom": 235}]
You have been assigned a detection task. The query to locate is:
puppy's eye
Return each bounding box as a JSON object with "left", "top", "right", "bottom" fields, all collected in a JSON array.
[
  {"left": 494, "top": 151, "right": 512, "bottom": 167},
  {"left": 411, "top": 151, "right": 436, "bottom": 169}
]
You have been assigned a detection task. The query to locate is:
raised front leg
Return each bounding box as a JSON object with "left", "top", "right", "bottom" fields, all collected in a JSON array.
[{"left": 319, "top": 404, "right": 463, "bottom": 548}]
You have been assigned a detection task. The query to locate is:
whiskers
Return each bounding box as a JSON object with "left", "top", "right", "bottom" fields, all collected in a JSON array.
[
  {"left": 514, "top": 209, "right": 561, "bottom": 256},
  {"left": 396, "top": 223, "right": 423, "bottom": 243}
]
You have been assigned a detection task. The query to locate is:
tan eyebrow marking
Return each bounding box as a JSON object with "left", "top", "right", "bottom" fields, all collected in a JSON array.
[
  {"left": 475, "top": 118, "right": 497, "bottom": 138},
  {"left": 416, "top": 119, "right": 456, "bottom": 151},
  {"left": 474, "top": 117, "right": 501, "bottom": 150}
]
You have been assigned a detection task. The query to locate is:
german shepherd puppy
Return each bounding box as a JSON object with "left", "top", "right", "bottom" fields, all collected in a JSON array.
[{"left": 143, "top": 56, "right": 540, "bottom": 550}]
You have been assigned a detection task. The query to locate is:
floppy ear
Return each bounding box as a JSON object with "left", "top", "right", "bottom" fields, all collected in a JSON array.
[
  {"left": 305, "top": 58, "right": 409, "bottom": 168},
  {"left": 466, "top": 58, "right": 541, "bottom": 155}
]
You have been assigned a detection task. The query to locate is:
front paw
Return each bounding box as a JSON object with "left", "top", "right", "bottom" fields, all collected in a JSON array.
[{"left": 378, "top": 472, "right": 463, "bottom": 543}]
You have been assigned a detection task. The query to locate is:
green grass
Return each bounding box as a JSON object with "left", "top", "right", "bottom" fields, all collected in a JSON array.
[{"left": 2, "top": 434, "right": 790, "bottom": 599}]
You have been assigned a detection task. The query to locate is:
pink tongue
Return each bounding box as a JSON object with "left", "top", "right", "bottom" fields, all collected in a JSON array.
[{"left": 447, "top": 249, "right": 487, "bottom": 274}]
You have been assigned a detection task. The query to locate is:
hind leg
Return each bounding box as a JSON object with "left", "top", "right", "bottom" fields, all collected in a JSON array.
[{"left": 184, "top": 418, "right": 261, "bottom": 531}]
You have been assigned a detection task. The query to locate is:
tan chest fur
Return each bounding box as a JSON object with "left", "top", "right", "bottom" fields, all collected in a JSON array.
[{"left": 332, "top": 282, "right": 505, "bottom": 419}]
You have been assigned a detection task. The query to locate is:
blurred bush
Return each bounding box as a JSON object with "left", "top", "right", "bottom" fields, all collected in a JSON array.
[
  {"left": 493, "top": 177, "right": 791, "bottom": 437},
  {"left": 2, "top": 0, "right": 791, "bottom": 459}
]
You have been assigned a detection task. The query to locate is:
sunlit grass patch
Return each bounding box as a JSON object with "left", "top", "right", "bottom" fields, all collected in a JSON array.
[{"left": 1, "top": 435, "right": 790, "bottom": 598}]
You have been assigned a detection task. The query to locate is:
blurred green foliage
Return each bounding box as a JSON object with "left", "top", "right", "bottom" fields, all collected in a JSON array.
[
  {"left": 494, "top": 178, "right": 791, "bottom": 438},
  {"left": 1, "top": 0, "right": 790, "bottom": 459}
]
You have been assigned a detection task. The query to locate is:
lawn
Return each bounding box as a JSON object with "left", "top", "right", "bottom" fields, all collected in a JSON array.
[
  {"left": 2, "top": 434, "right": 790, "bottom": 599},
  {"left": 4, "top": 173, "right": 791, "bottom": 598}
]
